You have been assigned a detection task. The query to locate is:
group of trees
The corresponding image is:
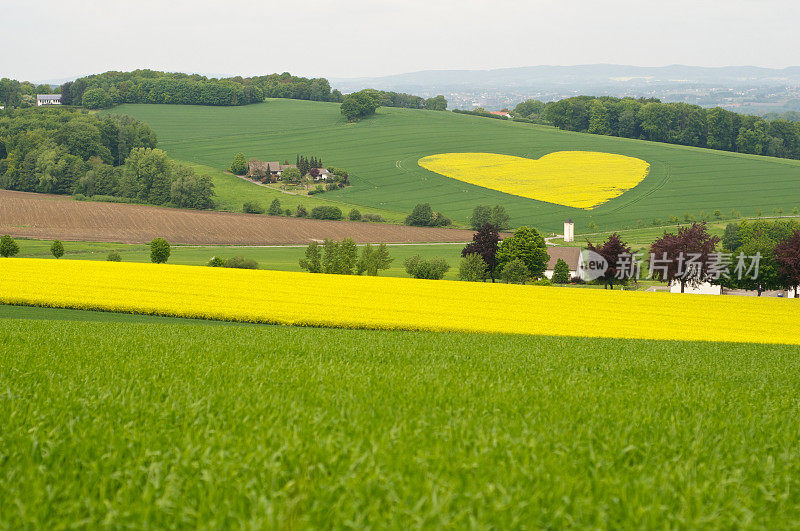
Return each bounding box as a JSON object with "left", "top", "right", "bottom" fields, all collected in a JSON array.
[
  {"left": 56, "top": 71, "right": 342, "bottom": 109},
  {"left": 538, "top": 95, "right": 800, "bottom": 159},
  {"left": 469, "top": 205, "right": 510, "bottom": 230},
  {"left": 720, "top": 219, "right": 800, "bottom": 295},
  {"left": 459, "top": 224, "right": 550, "bottom": 284},
  {"left": 296, "top": 154, "right": 323, "bottom": 176},
  {"left": 0, "top": 108, "right": 215, "bottom": 207},
  {"left": 585, "top": 220, "right": 800, "bottom": 296},
  {"left": 405, "top": 203, "right": 451, "bottom": 227},
  {"left": 299, "top": 239, "right": 392, "bottom": 276},
  {"left": 341, "top": 89, "right": 447, "bottom": 121},
  {"left": 0, "top": 108, "right": 212, "bottom": 208},
  {"left": 0, "top": 78, "right": 56, "bottom": 108}
]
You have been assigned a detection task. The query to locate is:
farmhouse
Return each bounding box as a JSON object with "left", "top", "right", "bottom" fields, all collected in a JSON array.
[
  {"left": 489, "top": 111, "right": 511, "bottom": 119},
  {"left": 37, "top": 94, "right": 62, "bottom": 106},
  {"left": 310, "top": 168, "right": 329, "bottom": 181},
  {"left": 248, "top": 160, "right": 297, "bottom": 180},
  {"left": 544, "top": 246, "right": 583, "bottom": 280}
]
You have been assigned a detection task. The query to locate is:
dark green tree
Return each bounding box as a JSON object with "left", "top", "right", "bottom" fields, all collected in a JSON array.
[
  {"left": 299, "top": 241, "right": 322, "bottom": 273},
  {"left": 267, "top": 198, "right": 283, "bottom": 215},
  {"left": 462, "top": 224, "right": 501, "bottom": 281},
  {"left": 357, "top": 243, "right": 393, "bottom": 276},
  {"left": 0, "top": 234, "right": 19, "bottom": 257},
  {"left": 458, "top": 253, "right": 488, "bottom": 282},
  {"left": 150, "top": 238, "right": 171, "bottom": 263},
  {"left": 50, "top": 240, "right": 64, "bottom": 258},
  {"left": 496, "top": 226, "right": 549, "bottom": 279},
  {"left": 469, "top": 205, "right": 492, "bottom": 230},
  {"left": 231, "top": 152, "right": 248, "bottom": 175},
  {"left": 500, "top": 258, "right": 531, "bottom": 284},
  {"left": 551, "top": 258, "right": 570, "bottom": 284}
]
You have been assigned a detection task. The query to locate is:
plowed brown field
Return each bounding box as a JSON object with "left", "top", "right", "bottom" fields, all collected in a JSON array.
[{"left": 0, "top": 191, "right": 477, "bottom": 245}]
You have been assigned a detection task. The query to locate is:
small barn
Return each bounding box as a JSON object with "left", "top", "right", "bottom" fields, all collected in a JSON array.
[{"left": 544, "top": 246, "right": 583, "bottom": 280}]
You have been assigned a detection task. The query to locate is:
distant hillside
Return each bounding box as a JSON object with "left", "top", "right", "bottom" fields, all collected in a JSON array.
[{"left": 333, "top": 65, "right": 800, "bottom": 92}]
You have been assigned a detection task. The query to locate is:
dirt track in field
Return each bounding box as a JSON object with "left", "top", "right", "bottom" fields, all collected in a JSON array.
[{"left": 0, "top": 190, "right": 478, "bottom": 245}]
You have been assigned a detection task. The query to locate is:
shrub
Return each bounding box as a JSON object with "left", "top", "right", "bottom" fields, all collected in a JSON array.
[
  {"left": 0, "top": 234, "right": 20, "bottom": 257},
  {"left": 500, "top": 258, "right": 530, "bottom": 284},
  {"left": 150, "top": 238, "right": 171, "bottom": 264},
  {"left": 50, "top": 240, "right": 64, "bottom": 259},
  {"left": 295, "top": 204, "right": 308, "bottom": 217},
  {"left": 72, "top": 193, "right": 87, "bottom": 201},
  {"left": 207, "top": 256, "right": 227, "bottom": 267},
  {"left": 532, "top": 278, "right": 552, "bottom": 286},
  {"left": 106, "top": 251, "right": 122, "bottom": 262},
  {"left": 362, "top": 213, "right": 385, "bottom": 223},
  {"left": 242, "top": 201, "right": 264, "bottom": 214},
  {"left": 552, "top": 258, "right": 571, "bottom": 284},
  {"left": 267, "top": 198, "right": 283, "bottom": 216},
  {"left": 311, "top": 206, "right": 343, "bottom": 220},
  {"left": 225, "top": 256, "right": 258, "bottom": 269},
  {"left": 231, "top": 152, "right": 248, "bottom": 175},
  {"left": 285, "top": 208, "right": 293, "bottom": 216},
  {"left": 405, "top": 203, "right": 451, "bottom": 227},
  {"left": 348, "top": 209, "right": 362, "bottom": 221},
  {"left": 404, "top": 255, "right": 450, "bottom": 280},
  {"left": 458, "top": 253, "right": 487, "bottom": 282}
]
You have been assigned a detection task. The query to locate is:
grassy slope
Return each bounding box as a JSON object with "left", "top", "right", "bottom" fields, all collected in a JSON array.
[
  {"left": 13, "top": 239, "right": 465, "bottom": 279},
  {"left": 2, "top": 304, "right": 800, "bottom": 527},
  {"left": 108, "top": 100, "right": 800, "bottom": 233},
  {"left": 182, "top": 162, "right": 406, "bottom": 223}
]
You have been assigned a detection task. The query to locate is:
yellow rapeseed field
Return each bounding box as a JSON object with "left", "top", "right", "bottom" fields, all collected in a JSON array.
[
  {"left": 418, "top": 151, "right": 650, "bottom": 209},
  {"left": 2, "top": 258, "right": 799, "bottom": 345}
]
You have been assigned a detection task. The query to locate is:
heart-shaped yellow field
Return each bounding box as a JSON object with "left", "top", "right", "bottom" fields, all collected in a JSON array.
[{"left": 418, "top": 151, "right": 650, "bottom": 209}]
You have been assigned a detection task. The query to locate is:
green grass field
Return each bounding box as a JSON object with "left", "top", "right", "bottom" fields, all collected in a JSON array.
[
  {"left": 2, "top": 304, "right": 800, "bottom": 527},
  {"left": 12, "top": 239, "right": 466, "bottom": 279},
  {"left": 107, "top": 100, "right": 800, "bottom": 233}
]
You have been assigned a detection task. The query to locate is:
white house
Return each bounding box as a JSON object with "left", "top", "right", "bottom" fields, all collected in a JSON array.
[
  {"left": 311, "top": 168, "right": 329, "bottom": 181},
  {"left": 787, "top": 287, "right": 800, "bottom": 298},
  {"left": 37, "top": 94, "right": 62, "bottom": 106},
  {"left": 488, "top": 111, "right": 512, "bottom": 119},
  {"left": 544, "top": 246, "right": 583, "bottom": 280},
  {"left": 669, "top": 280, "right": 722, "bottom": 295}
]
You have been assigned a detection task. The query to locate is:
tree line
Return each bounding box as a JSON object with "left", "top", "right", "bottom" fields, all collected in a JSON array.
[
  {"left": 341, "top": 89, "right": 447, "bottom": 121},
  {"left": 0, "top": 108, "right": 213, "bottom": 209},
  {"left": 58, "top": 70, "right": 345, "bottom": 109},
  {"left": 0, "top": 78, "right": 58, "bottom": 108},
  {"left": 512, "top": 95, "right": 800, "bottom": 160}
]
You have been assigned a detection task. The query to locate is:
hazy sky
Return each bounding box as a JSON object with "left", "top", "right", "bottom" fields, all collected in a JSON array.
[{"left": 3, "top": 0, "right": 798, "bottom": 82}]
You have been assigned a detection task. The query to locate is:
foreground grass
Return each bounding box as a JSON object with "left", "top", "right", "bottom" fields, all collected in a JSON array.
[{"left": 1, "top": 305, "right": 800, "bottom": 527}]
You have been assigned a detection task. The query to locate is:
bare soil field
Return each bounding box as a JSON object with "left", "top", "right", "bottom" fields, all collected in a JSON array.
[{"left": 0, "top": 191, "right": 477, "bottom": 245}]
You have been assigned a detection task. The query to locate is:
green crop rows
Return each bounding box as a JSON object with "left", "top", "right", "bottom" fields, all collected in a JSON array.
[
  {"left": 108, "top": 100, "right": 800, "bottom": 233},
  {"left": 2, "top": 305, "right": 800, "bottom": 527}
]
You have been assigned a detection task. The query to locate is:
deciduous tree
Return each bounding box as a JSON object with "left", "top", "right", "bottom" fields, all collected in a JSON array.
[
  {"left": 648, "top": 222, "right": 720, "bottom": 292},
  {"left": 462, "top": 224, "right": 501, "bottom": 281}
]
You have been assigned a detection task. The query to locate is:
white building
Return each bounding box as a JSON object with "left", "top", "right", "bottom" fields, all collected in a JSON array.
[
  {"left": 563, "top": 219, "right": 574, "bottom": 243},
  {"left": 669, "top": 281, "right": 722, "bottom": 295},
  {"left": 543, "top": 246, "right": 583, "bottom": 280},
  {"left": 37, "top": 94, "right": 62, "bottom": 106}
]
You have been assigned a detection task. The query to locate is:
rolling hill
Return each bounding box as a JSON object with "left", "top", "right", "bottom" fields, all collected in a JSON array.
[{"left": 109, "top": 100, "right": 800, "bottom": 234}]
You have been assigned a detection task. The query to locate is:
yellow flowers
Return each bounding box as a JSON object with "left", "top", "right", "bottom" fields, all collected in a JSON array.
[
  {"left": 418, "top": 151, "right": 650, "bottom": 209},
  {"left": 2, "top": 258, "right": 800, "bottom": 345}
]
